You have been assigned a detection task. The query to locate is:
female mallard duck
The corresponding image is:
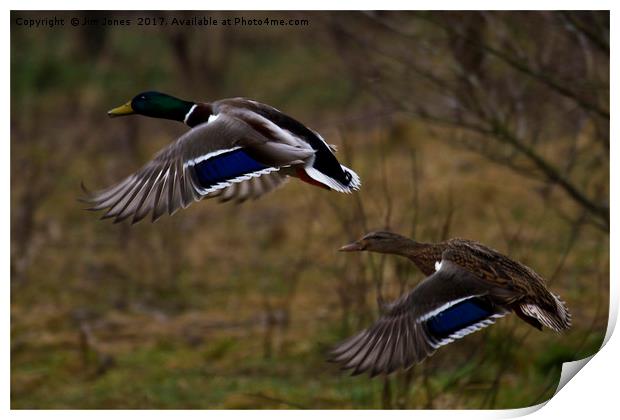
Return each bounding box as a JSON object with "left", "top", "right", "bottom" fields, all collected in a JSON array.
[
  {"left": 84, "top": 91, "right": 360, "bottom": 223},
  {"left": 331, "top": 231, "right": 571, "bottom": 376}
]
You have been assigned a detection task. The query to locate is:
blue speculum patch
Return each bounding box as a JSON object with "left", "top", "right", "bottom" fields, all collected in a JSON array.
[
  {"left": 194, "top": 149, "right": 268, "bottom": 189},
  {"left": 426, "top": 299, "right": 493, "bottom": 339}
]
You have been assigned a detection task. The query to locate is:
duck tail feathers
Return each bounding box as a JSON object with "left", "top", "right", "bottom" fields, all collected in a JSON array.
[
  {"left": 304, "top": 165, "right": 361, "bottom": 193},
  {"left": 520, "top": 293, "right": 572, "bottom": 332}
]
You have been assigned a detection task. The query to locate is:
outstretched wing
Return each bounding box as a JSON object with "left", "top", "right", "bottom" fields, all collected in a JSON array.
[
  {"left": 83, "top": 114, "right": 312, "bottom": 223},
  {"left": 208, "top": 171, "right": 289, "bottom": 203},
  {"left": 330, "top": 260, "right": 512, "bottom": 376}
]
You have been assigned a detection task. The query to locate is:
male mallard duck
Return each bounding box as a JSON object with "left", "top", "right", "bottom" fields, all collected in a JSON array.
[
  {"left": 84, "top": 91, "right": 360, "bottom": 223},
  {"left": 330, "top": 231, "right": 571, "bottom": 376}
]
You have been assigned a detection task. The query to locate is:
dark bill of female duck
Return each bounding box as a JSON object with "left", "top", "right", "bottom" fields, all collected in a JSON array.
[
  {"left": 83, "top": 92, "right": 361, "bottom": 224},
  {"left": 330, "top": 231, "right": 571, "bottom": 377}
]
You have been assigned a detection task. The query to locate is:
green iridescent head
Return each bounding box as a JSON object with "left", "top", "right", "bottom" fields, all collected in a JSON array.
[{"left": 108, "top": 91, "right": 195, "bottom": 122}]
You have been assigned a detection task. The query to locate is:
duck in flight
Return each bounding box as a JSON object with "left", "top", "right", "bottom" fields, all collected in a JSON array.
[
  {"left": 330, "top": 231, "right": 571, "bottom": 377},
  {"left": 83, "top": 91, "right": 361, "bottom": 223}
]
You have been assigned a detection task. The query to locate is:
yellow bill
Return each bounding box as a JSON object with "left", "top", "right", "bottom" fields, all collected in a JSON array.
[{"left": 107, "top": 101, "right": 134, "bottom": 117}]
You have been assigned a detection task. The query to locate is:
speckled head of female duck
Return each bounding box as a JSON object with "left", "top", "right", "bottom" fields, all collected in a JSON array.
[
  {"left": 108, "top": 91, "right": 197, "bottom": 123},
  {"left": 339, "top": 231, "right": 420, "bottom": 255}
]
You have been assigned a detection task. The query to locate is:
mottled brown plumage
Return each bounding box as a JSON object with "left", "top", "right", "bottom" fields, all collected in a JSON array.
[{"left": 332, "top": 231, "right": 571, "bottom": 376}]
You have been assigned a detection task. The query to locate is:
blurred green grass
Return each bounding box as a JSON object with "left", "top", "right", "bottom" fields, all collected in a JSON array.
[{"left": 11, "top": 11, "right": 608, "bottom": 409}]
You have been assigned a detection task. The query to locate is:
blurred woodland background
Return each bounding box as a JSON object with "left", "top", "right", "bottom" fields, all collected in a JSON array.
[{"left": 11, "top": 11, "right": 609, "bottom": 409}]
